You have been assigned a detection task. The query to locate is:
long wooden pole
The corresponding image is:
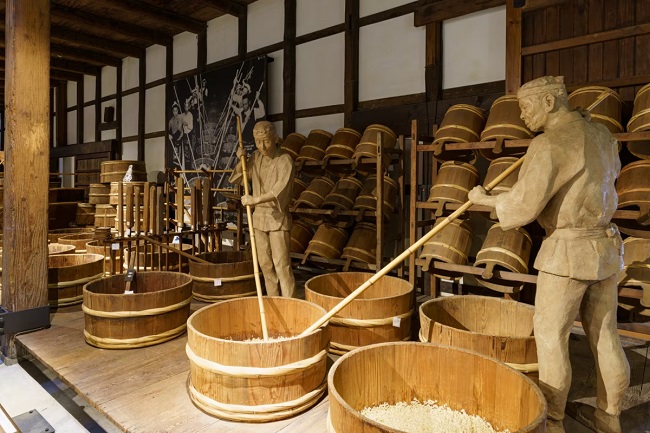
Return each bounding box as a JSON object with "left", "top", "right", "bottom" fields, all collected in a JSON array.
[
  {"left": 301, "top": 155, "right": 526, "bottom": 335},
  {"left": 237, "top": 116, "right": 269, "bottom": 340},
  {"left": 140, "top": 236, "right": 212, "bottom": 264}
]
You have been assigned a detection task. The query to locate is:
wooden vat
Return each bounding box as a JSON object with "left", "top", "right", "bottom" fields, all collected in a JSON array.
[
  {"left": 353, "top": 175, "right": 398, "bottom": 217},
  {"left": 341, "top": 222, "right": 376, "bottom": 264},
  {"left": 618, "top": 237, "right": 650, "bottom": 308},
  {"left": 293, "top": 176, "right": 336, "bottom": 209},
  {"left": 322, "top": 176, "right": 363, "bottom": 211},
  {"left": 76, "top": 203, "right": 95, "bottom": 226},
  {"left": 58, "top": 233, "right": 96, "bottom": 254},
  {"left": 94, "top": 204, "right": 117, "bottom": 228},
  {"left": 109, "top": 181, "right": 146, "bottom": 205},
  {"left": 480, "top": 95, "right": 534, "bottom": 160},
  {"left": 324, "top": 128, "right": 362, "bottom": 173},
  {"left": 297, "top": 129, "right": 333, "bottom": 163},
  {"left": 433, "top": 104, "right": 485, "bottom": 163},
  {"left": 616, "top": 160, "right": 650, "bottom": 217},
  {"left": 280, "top": 132, "right": 307, "bottom": 160},
  {"left": 353, "top": 124, "right": 397, "bottom": 174},
  {"left": 419, "top": 296, "right": 538, "bottom": 376},
  {"left": 189, "top": 251, "right": 256, "bottom": 302},
  {"left": 328, "top": 342, "right": 545, "bottom": 433},
  {"left": 305, "top": 272, "right": 413, "bottom": 355},
  {"left": 82, "top": 271, "right": 192, "bottom": 349},
  {"left": 88, "top": 183, "right": 110, "bottom": 204},
  {"left": 418, "top": 219, "right": 472, "bottom": 280},
  {"left": 627, "top": 83, "right": 650, "bottom": 159},
  {"left": 49, "top": 243, "right": 76, "bottom": 255},
  {"left": 291, "top": 177, "right": 308, "bottom": 205},
  {"left": 568, "top": 86, "right": 623, "bottom": 134},
  {"left": 186, "top": 297, "right": 330, "bottom": 422},
  {"left": 427, "top": 161, "right": 479, "bottom": 205},
  {"left": 100, "top": 160, "right": 147, "bottom": 183},
  {"left": 305, "top": 224, "right": 348, "bottom": 260},
  {"left": 474, "top": 224, "right": 532, "bottom": 293},
  {"left": 48, "top": 254, "right": 104, "bottom": 307},
  {"left": 483, "top": 157, "right": 521, "bottom": 195},
  {"left": 86, "top": 240, "right": 121, "bottom": 275},
  {"left": 290, "top": 219, "right": 314, "bottom": 254},
  {"left": 47, "top": 227, "right": 94, "bottom": 243}
]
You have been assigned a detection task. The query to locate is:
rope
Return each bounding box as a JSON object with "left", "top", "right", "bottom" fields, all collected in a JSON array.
[
  {"left": 82, "top": 297, "right": 191, "bottom": 318},
  {"left": 193, "top": 291, "right": 256, "bottom": 302},
  {"left": 48, "top": 272, "right": 104, "bottom": 289},
  {"left": 330, "top": 310, "right": 413, "bottom": 328},
  {"left": 186, "top": 344, "right": 327, "bottom": 378},
  {"left": 84, "top": 323, "right": 187, "bottom": 349},
  {"left": 329, "top": 335, "right": 411, "bottom": 355},
  {"left": 191, "top": 273, "right": 254, "bottom": 283}
]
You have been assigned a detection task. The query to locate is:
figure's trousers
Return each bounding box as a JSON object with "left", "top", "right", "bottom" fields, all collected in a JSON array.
[
  {"left": 534, "top": 272, "right": 630, "bottom": 422},
  {"left": 254, "top": 229, "right": 296, "bottom": 298}
]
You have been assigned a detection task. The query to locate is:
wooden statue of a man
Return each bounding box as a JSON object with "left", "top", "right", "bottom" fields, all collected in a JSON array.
[
  {"left": 229, "top": 121, "right": 296, "bottom": 298},
  {"left": 469, "top": 76, "right": 629, "bottom": 433}
]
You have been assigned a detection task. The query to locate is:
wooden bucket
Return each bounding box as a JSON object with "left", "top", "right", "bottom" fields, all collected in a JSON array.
[
  {"left": 616, "top": 160, "right": 650, "bottom": 213},
  {"left": 76, "top": 203, "right": 95, "bottom": 226},
  {"left": 568, "top": 86, "right": 623, "bottom": 134},
  {"left": 627, "top": 83, "right": 650, "bottom": 159},
  {"left": 618, "top": 237, "right": 650, "bottom": 308},
  {"left": 427, "top": 161, "right": 479, "bottom": 205},
  {"left": 82, "top": 271, "right": 192, "bottom": 349},
  {"left": 88, "top": 183, "right": 110, "bottom": 204},
  {"left": 324, "top": 128, "right": 362, "bottom": 171},
  {"left": 293, "top": 176, "right": 335, "bottom": 209},
  {"left": 305, "top": 272, "right": 413, "bottom": 355},
  {"left": 86, "top": 240, "right": 122, "bottom": 275},
  {"left": 353, "top": 175, "right": 398, "bottom": 217},
  {"left": 305, "top": 224, "right": 348, "bottom": 260},
  {"left": 290, "top": 219, "right": 314, "bottom": 254},
  {"left": 189, "top": 251, "right": 256, "bottom": 302},
  {"left": 433, "top": 104, "right": 486, "bottom": 163},
  {"left": 48, "top": 188, "right": 85, "bottom": 203},
  {"left": 483, "top": 157, "right": 521, "bottom": 195},
  {"left": 280, "top": 132, "right": 307, "bottom": 160},
  {"left": 109, "top": 181, "right": 146, "bottom": 205},
  {"left": 297, "top": 129, "right": 333, "bottom": 163},
  {"left": 94, "top": 204, "right": 117, "bottom": 228},
  {"left": 353, "top": 124, "right": 397, "bottom": 174},
  {"left": 58, "top": 233, "right": 96, "bottom": 254},
  {"left": 322, "top": 176, "right": 363, "bottom": 211},
  {"left": 480, "top": 95, "right": 534, "bottom": 160},
  {"left": 291, "top": 177, "right": 309, "bottom": 205},
  {"left": 47, "top": 227, "right": 94, "bottom": 243},
  {"left": 100, "top": 160, "right": 147, "bottom": 183},
  {"left": 474, "top": 224, "right": 533, "bottom": 293},
  {"left": 48, "top": 254, "right": 104, "bottom": 307},
  {"left": 341, "top": 222, "right": 376, "bottom": 264},
  {"left": 49, "top": 243, "right": 76, "bottom": 255},
  {"left": 186, "top": 297, "right": 330, "bottom": 422},
  {"left": 327, "top": 342, "right": 546, "bottom": 433},
  {"left": 419, "top": 218, "right": 472, "bottom": 279},
  {"left": 419, "top": 295, "right": 538, "bottom": 376}
]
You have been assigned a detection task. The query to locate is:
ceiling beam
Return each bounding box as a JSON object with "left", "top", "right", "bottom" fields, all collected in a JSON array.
[
  {"left": 50, "top": 69, "right": 84, "bottom": 82},
  {"left": 50, "top": 58, "right": 101, "bottom": 76},
  {"left": 203, "top": 0, "right": 246, "bottom": 17},
  {"left": 51, "top": 4, "right": 174, "bottom": 46},
  {"left": 50, "top": 44, "right": 122, "bottom": 67},
  {"left": 51, "top": 25, "right": 145, "bottom": 58}
]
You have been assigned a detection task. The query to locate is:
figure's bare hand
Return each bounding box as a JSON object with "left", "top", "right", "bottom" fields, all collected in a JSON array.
[
  {"left": 468, "top": 186, "right": 489, "bottom": 204},
  {"left": 236, "top": 146, "right": 247, "bottom": 160},
  {"left": 241, "top": 195, "right": 255, "bottom": 207}
]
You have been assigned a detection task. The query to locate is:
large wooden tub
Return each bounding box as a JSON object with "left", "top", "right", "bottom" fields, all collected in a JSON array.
[
  {"left": 188, "top": 251, "right": 256, "bottom": 302},
  {"left": 186, "top": 297, "right": 330, "bottom": 422},
  {"left": 48, "top": 254, "right": 104, "bottom": 307},
  {"left": 328, "top": 342, "right": 546, "bottom": 433},
  {"left": 305, "top": 272, "right": 413, "bottom": 355},
  {"left": 82, "top": 271, "right": 193, "bottom": 349},
  {"left": 58, "top": 233, "right": 96, "bottom": 254}
]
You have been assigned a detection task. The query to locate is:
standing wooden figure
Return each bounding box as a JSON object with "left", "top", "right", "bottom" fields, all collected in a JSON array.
[
  {"left": 229, "top": 121, "right": 296, "bottom": 298},
  {"left": 469, "top": 76, "right": 629, "bottom": 433}
]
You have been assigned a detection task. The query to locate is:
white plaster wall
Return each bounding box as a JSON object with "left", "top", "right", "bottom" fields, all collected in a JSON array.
[
  {"left": 101, "top": 130, "right": 116, "bottom": 140},
  {"left": 145, "top": 137, "right": 166, "bottom": 174},
  {"left": 146, "top": 45, "right": 166, "bottom": 83},
  {"left": 442, "top": 6, "right": 506, "bottom": 89},
  {"left": 62, "top": 157, "right": 75, "bottom": 187},
  {"left": 273, "top": 121, "right": 283, "bottom": 138},
  {"left": 296, "top": 33, "right": 344, "bottom": 110},
  {"left": 207, "top": 14, "right": 239, "bottom": 63},
  {"left": 267, "top": 50, "right": 284, "bottom": 115},
  {"left": 122, "top": 141, "right": 138, "bottom": 160},
  {"left": 122, "top": 57, "right": 140, "bottom": 91},
  {"left": 173, "top": 32, "right": 198, "bottom": 74},
  {"left": 296, "top": 0, "right": 344, "bottom": 37},
  {"left": 102, "top": 66, "right": 117, "bottom": 96},
  {"left": 84, "top": 75, "right": 96, "bottom": 103},
  {"left": 67, "top": 111, "right": 77, "bottom": 144},
  {"left": 121, "top": 93, "right": 139, "bottom": 137},
  {"left": 83, "top": 106, "right": 95, "bottom": 143},
  {"left": 66, "top": 82, "right": 76, "bottom": 108},
  {"left": 145, "top": 85, "right": 166, "bottom": 133},
  {"left": 247, "top": 0, "right": 284, "bottom": 52},
  {"left": 360, "top": 0, "right": 413, "bottom": 17},
  {"left": 359, "top": 14, "right": 426, "bottom": 101},
  {"left": 295, "top": 113, "right": 344, "bottom": 136}
]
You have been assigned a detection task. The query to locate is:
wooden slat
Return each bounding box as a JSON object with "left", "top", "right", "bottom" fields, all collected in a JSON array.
[
  {"left": 506, "top": 0, "right": 522, "bottom": 94},
  {"left": 532, "top": 7, "right": 546, "bottom": 79},
  {"left": 138, "top": 55, "right": 146, "bottom": 161},
  {"left": 601, "top": 0, "right": 619, "bottom": 81},
  {"left": 203, "top": 0, "right": 246, "bottom": 17},
  {"left": 635, "top": 0, "right": 650, "bottom": 77},
  {"left": 50, "top": 25, "right": 145, "bottom": 59},
  {"left": 587, "top": 0, "right": 604, "bottom": 83},
  {"left": 357, "top": 93, "right": 426, "bottom": 111},
  {"left": 544, "top": 4, "right": 560, "bottom": 76},
  {"left": 50, "top": 44, "right": 122, "bottom": 67},
  {"left": 296, "top": 104, "right": 344, "bottom": 118},
  {"left": 359, "top": 1, "right": 420, "bottom": 27},
  {"left": 572, "top": 0, "right": 589, "bottom": 85},
  {"left": 557, "top": 0, "right": 574, "bottom": 84},
  {"left": 50, "top": 58, "right": 101, "bottom": 76},
  {"left": 76, "top": 80, "right": 83, "bottom": 145},
  {"left": 344, "top": 0, "right": 359, "bottom": 127}
]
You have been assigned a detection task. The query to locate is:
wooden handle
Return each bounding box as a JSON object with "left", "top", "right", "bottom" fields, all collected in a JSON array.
[
  {"left": 176, "top": 177, "right": 184, "bottom": 231},
  {"left": 149, "top": 185, "right": 156, "bottom": 234},
  {"left": 117, "top": 182, "right": 124, "bottom": 237},
  {"left": 301, "top": 155, "right": 527, "bottom": 335},
  {"left": 125, "top": 183, "right": 134, "bottom": 230},
  {"left": 202, "top": 177, "right": 211, "bottom": 226},
  {"left": 237, "top": 116, "right": 269, "bottom": 340},
  {"left": 134, "top": 186, "right": 141, "bottom": 234},
  {"left": 143, "top": 182, "right": 151, "bottom": 234}
]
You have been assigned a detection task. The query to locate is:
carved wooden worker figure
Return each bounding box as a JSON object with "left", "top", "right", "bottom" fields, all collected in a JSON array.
[
  {"left": 469, "top": 76, "right": 629, "bottom": 433},
  {"left": 229, "top": 121, "right": 296, "bottom": 298}
]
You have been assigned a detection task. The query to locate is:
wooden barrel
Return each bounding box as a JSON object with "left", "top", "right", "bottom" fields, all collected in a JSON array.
[
  {"left": 568, "top": 86, "right": 623, "bottom": 134},
  {"left": 82, "top": 271, "right": 192, "bottom": 349},
  {"left": 280, "top": 132, "right": 307, "bottom": 160},
  {"left": 327, "top": 342, "right": 545, "bottom": 433},
  {"left": 618, "top": 237, "right": 650, "bottom": 309},
  {"left": 483, "top": 156, "right": 521, "bottom": 195},
  {"left": 100, "top": 160, "right": 147, "bottom": 183},
  {"left": 352, "top": 124, "right": 397, "bottom": 174},
  {"left": 627, "top": 83, "right": 650, "bottom": 159},
  {"left": 189, "top": 251, "right": 256, "bottom": 302},
  {"left": 293, "top": 176, "right": 335, "bottom": 209},
  {"left": 58, "top": 233, "right": 96, "bottom": 254},
  {"left": 290, "top": 219, "right": 314, "bottom": 254},
  {"left": 474, "top": 224, "right": 533, "bottom": 293},
  {"left": 88, "top": 183, "right": 110, "bottom": 204},
  {"left": 296, "top": 129, "right": 333, "bottom": 163},
  {"left": 109, "top": 181, "right": 146, "bottom": 205},
  {"left": 324, "top": 128, "right": 362, "bottom": 173},
  {"left": 49, "top": 243, "right": 76, "bottom": 255},
  {"left": 418, "top": 218, "right": 472, "bottom": 279},
  {"left": 419, "top": 296, "right": 538, "bottom": 376},
  {"left": 47, "top": 227, "right": 94, "bottom": 243},
  {"left": 94, "top": 204, "right": 117, "bottom": 228},
  {"left": 353, "top": 175, "right": 398, "bottom": 217},
  {"left": 76, "top": 203, "right": 95, "bottom": 226},
  {"left": 305, "top": 272, "right": 413, "bottom": 355},
  {"left": 48, "top": 254, "right": 104, "bottom": 307},
  {"left": 186, "top": 297, "right": 330, "bottom": 422},
  {"left": 480, "top": 95, "right": 534, "bottom": 160},
  {"left": 427, "top": 161, "right": 479, "bottom": 205},
  {"left": 616, "top": 160, "right": 650, "bottom": 212},
  {"left": 341, "top": 222, "right": 376, "bottom": 264},
  {"left": 322, "top": 176, "right": 363, "bottom": 211},
  {"left": 86, "top": 240, "right": 122, "bottom": 275},
  {"left": 433, "top": 104, "right": 485, "bottom": 163},
  {"left": 305, "top": 224, "right": 348, "bottom": 260}
]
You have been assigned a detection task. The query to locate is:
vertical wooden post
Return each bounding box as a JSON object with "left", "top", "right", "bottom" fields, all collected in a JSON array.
[
  {"left": 76, "top": 80, "right": 84, "bottom": 144},
  {"left": 506, "top": 0, "right": 523, "bottom": 95},
  {"left": 165, "top": 44, "right": 173, "bottom": 168},
  {"left": 344, "top": 0, "right": 359, "bottom": 127},
  {"left": 283, "top": 0, "right": 296, "bottom": 135},
  {"left": 56, "top": 82, "right": 67, "bottom": 146},
  {"left": 138, "top": 56, "right": 146, "bottom": 161},
  {"left": 2, "top": 0, "right": 50, "bottom": 359},
  {"left": 95, "top": 70, "right": 102, "bottom": 141}
]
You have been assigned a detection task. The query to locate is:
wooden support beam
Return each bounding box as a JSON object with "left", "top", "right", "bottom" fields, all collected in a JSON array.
[
  {"left": 344, "top": 0, "right": 359, "bottom": 127},
  {"left": 56, "top": 82, "right": 67, "bottom": 146},
  {"left": 283, "top": 0, "right": 296, "bottom": 134},
  {"left": 51, "top": 26, "right": 145, "bottom": 59},
  {"left": 415, "top": 0, "right": 505, "bottom": 26},
  {"left": 198, "top": 29, "right": 207, "bottom": 73},
  {"left": 165, "top": 44, "right": 173, "bottom": 168},
  {"left": 95, "top": 71, "right": 102, "bottom": 141},
  {"left": 505, "top": 0, "right": 522, "bottom": 94},
  {"left": 238, "top": 7, "right": 247, "bottom": 59},
  {"left": 50, "top": 69, "right": 84, "bottom": 82},
  {"left": 425, "top": 20, "right": 442, "bottom": 103},
  {"left": 138, "top": 56, "right": 145, "bottom": 161},
  {"left": 51, "top": 44, "right": 122, "bottom": 67},
  {"left": 50, "top": 58, "right": 101, "bottom": 76},
  {"left": 117, "top": 62, "right": 123, "bottom": 145},
  {"left": 203, "top": 0, "right": 246, "bottom": 17},
  {"left": 77, "top": 80, "right": 84, "bottom": 144}
]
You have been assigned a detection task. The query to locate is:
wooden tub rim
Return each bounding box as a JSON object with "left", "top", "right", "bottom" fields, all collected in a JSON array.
[
  {"left": 83, "top": 271, "right": 193, "bottom": 299},
  {"left": 305, "top": 272, "right": 413, "bottom": 304}
]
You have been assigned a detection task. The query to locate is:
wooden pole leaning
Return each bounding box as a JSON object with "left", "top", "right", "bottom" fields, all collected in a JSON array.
[
  {"left": 237, "top": 116, "right": 269, "bottom": 340},
  {"left": 140, "top": 235, "right": 212, "bottom": 265},
  {"left": 301, "top": 155, "right": 527, "bottom": 336}
]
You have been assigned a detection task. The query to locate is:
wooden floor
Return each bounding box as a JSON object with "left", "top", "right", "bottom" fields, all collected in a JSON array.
[{"left": 15, "top": 300, "right": 650, "bottom": 433}]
